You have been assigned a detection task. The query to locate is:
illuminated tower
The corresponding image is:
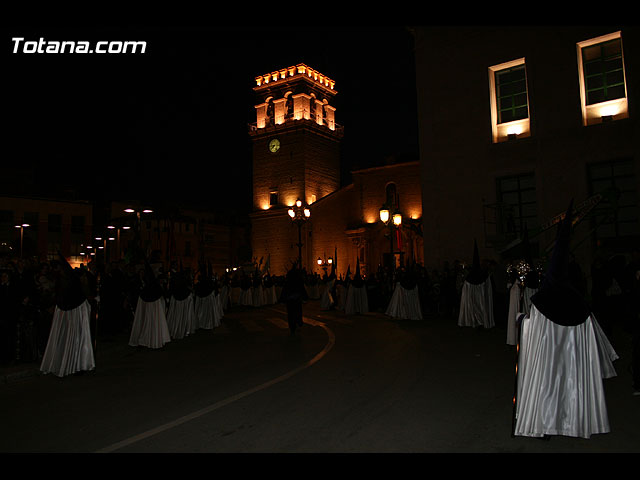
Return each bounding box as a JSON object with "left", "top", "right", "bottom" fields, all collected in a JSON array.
[{"left": 249, "top": 64, "right": 343, "bottom": 273}]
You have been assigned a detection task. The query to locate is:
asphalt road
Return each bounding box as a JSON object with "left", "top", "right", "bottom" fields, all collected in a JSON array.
[{"left": 1, "top": 300, "right": 638, "bottom": 455}]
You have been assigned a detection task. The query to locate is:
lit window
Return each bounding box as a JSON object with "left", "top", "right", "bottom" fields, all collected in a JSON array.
[
  {"left": 496, "top": 65, "right": 529, "bottom": 124},
  {"left": 577, "top": 32, "right": 628, "bottom": 126},
  {"left": 489, "top": 58, "right": 531, "bottom": 143}
]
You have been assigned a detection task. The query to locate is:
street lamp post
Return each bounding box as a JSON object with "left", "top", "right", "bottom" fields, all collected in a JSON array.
[
  {"left": 95, "top": 231, "right": 116, "bottom": 263},
  {"left": 288, "top": 199, "right": 311, "bottom": 269},
  {"left": 124, "top": 207, "right": 153, "bottom": 259},
  {"left": 379, "top": 204, "right": 402, "bottom": 270},
  {"left": 14, "top": 222, "right": 30, "bottom": 258}
]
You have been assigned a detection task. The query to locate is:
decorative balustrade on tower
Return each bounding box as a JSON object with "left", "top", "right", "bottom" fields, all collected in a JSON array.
[{"left": 252, "top": 63, "right": 339, "bottom": 132}]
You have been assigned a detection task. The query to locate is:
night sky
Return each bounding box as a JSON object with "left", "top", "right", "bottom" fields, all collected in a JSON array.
[{"left": 4, "top": 26, "right": 419, "bottom": 216}]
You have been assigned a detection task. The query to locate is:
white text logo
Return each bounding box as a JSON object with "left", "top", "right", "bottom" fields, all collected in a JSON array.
[{"left": 12, "top": 37, "right": 147, "bottom": 54}]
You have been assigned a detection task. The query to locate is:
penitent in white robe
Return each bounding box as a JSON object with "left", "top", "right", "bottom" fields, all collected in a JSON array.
[
  {"left": 166, "top": 294, "right": 196, "bottom": 340},
  {"left": 457, "top": 278, "right": 494, "bottom": 328},
  {"left": 513, "top": 305, "right": 618, "bottom": 438},
  {"left": 345, "top": 284, "right": 369, "bottom": 315},
  {"left": 386, "top": 282, "right": 423, "bottom": 320},
  {"left": 40, "top": 300, "right": 95, "bottom": 377},
  {"left": 195, "top": 292, "right": 220, "bottom": 329},
  {"left": 129, "top": 298, "right": 171, "bottom": 349}
]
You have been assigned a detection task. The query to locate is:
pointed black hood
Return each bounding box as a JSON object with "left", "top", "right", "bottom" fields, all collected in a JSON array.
[
  {"left": 139, "top": 261, "right": 164, "bottom": 302},
  {"left": 352, "top": 258, "right": 364, "bottom": 287},
  {"left": 531, "top": 200, "right": 591, "bottom": 326},
  {"left": 194, "top": 262, "right": 213, "bottom": 297},
  {"left": 465, "top": 239, "right": 488, "bottom": 285},
  {"left": 55, "top": 252, "right": 86, "bottom": 311},
  {"left": 169, "top": 263, "right": 191, "bottom": 301},
  {"left": 400, "top": 263, "right": 418, "bottom": 290}
]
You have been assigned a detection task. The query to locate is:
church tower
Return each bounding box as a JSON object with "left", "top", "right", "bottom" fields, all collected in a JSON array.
[{"left": 249, "top": 64, "right": 343, "bottom": 274}]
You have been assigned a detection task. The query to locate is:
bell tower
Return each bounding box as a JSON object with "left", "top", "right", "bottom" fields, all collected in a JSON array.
[{"left": 249, "top": 63, "right": 343, "bottom": 274}]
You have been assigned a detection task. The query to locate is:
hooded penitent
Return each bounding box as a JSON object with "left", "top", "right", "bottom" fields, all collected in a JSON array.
[
  {"left": 465, "top": 239, "right": 488, "bottom": 285},
  {"left": 169, "top": 263, "right": 191, "bottom": 301},
  {"left": 351, "top": 258, "right": 364, "bottom": 288},
  {"left": 194, "top": 262, "right": 213, "bottom": 298},
  {"left": 55, "top": 252, "right": 86, "bottom": 311},
  {"left": 530, "top": 200, "right": 591, "bottom": 326},
  {"left": 400, "top": 264, "right": 418, "bottom": 290},
  {"left": 139, "top": 261, "right": 164, "bottom": 302}
]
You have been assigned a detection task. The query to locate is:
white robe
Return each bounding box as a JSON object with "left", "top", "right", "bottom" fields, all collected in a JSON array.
[
  {"left": 514, "top": 305, "right": 618, "bottom": 438},
  {"left": 129, "top": 298, "right": 171, "bottom": 349},
  {"left": 195, "top": 292, "right": 220, "bottom": 329},
  {"left": 166, "top": 294, "right": 196, "bottom": 340},
  {"left": 40, "top": 300, "right": 95, "bottom": 377},
  {"left": 457, "top": 278, "right": 494, "bottom": 328},
  {"left": 345, "top": 284, "right": 369, "bottom": 315},
  {"left": 386, "top": 282, "right": 423, "bottom": 320}
]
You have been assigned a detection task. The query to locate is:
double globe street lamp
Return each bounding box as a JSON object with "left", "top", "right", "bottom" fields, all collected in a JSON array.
[
  {"left": 379, "top": 204, "right": 402, "bottom": 270},
  {"left": 317, "top": 256, "right": 333, "bottom": 275},
  {"left": 288, "top": 199, "right": 310, "bottom": 269}
]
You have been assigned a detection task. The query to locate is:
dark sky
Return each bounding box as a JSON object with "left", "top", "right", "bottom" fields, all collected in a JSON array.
[{"left": 4, "top": 26, "right": 418, "bottom": 215}]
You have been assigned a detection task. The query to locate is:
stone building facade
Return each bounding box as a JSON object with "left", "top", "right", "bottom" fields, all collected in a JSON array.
[{"left": 248, "top": 63, "right": 423, "bottom": 277}]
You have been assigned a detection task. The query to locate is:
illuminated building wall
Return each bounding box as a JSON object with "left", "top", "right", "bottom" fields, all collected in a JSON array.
[
  {"left": 309, "top": 161, "right": 423, "bottom": 278},
  {"left": 413, "top": 26, "right": 640, "bottom": 274}
]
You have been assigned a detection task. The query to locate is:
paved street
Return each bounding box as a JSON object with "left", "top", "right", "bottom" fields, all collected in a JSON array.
[{"left": 1, "top": 300, "right": 639, "bottom": 454}]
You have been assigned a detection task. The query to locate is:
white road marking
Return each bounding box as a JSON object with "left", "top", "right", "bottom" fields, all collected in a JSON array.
[{"left": 95, "top": 316, "right": 334, "bottom": 453}]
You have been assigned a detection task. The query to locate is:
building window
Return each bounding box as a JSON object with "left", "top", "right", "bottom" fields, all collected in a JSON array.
[
  {"left": 496, "top": 173, "right": 538, "bottom": 237},
  {"left": 587, "top": 159, "right": 639, "bottom": 240},
  {"left": 577, "top": 31, "right": 628, "bottom": 126},
  {"left": 270, "top": 191, "right": 278, "bottom": 206},
  {"left": 489, "top": 58, "right": 531, "bottom": 143},
  {"left": 496, "top": 65, "right": 529, "bottom": 124}
]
